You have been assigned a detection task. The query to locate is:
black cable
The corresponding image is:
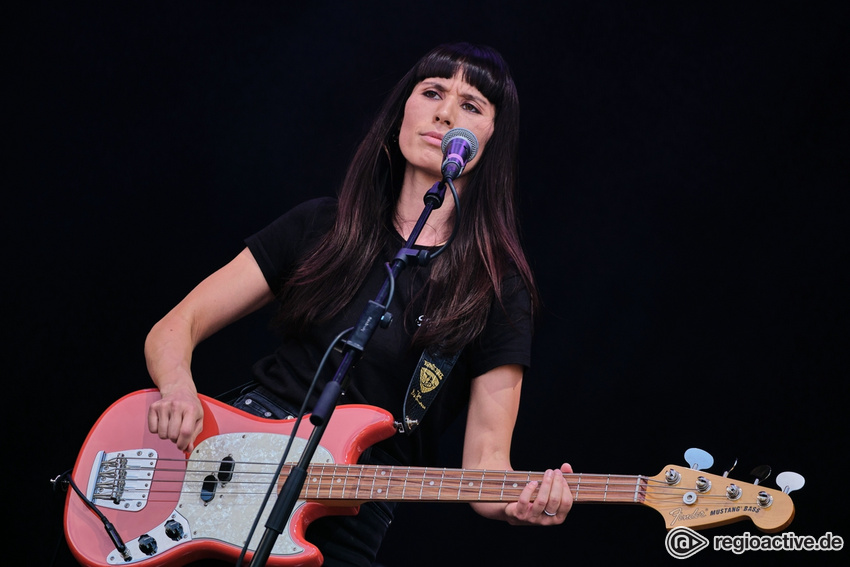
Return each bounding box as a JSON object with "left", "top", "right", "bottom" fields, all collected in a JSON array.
[{"left": 53, "top": 470, "right": 130, "bottom": 561}]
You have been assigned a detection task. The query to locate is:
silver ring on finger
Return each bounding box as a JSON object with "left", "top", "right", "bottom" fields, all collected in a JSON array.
[{"left": 543, "top": 510, "right": 556, "bottom": 517}]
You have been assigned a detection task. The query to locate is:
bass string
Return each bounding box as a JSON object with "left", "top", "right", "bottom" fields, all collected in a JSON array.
[{"left": 108, "top": 458, "right": 766, "bottom": 506}]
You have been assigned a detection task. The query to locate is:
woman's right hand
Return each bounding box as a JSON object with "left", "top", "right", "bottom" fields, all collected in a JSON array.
[{"left": 147, "top": 382, "right": 204, "bottom": 452}]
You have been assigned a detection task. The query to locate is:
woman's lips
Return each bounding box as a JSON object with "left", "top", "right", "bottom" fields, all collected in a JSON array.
[{"left": 421, "top": 131, "right": 444, "bottom": 146}]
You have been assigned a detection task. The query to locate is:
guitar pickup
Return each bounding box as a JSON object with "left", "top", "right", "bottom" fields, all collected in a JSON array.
[{"left": 86, "top": 449, "right": 157, "bottom": 511}]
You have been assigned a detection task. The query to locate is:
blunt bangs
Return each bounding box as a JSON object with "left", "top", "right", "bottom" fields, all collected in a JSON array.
[{"left": 412, "top": 43, "right": 514, "bottom": 111}]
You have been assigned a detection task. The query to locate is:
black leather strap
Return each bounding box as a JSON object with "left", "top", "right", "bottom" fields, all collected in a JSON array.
[{"left": 400, "top": 347, "right": 461, "bottom": 434}]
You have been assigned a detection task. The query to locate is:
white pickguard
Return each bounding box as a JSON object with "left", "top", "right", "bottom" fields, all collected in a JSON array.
[{"left": 107, "top": 433, "right": 334, "bottom": 564}]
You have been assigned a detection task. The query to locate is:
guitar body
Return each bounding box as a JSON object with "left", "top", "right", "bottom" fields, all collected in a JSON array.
[{"left": 65, "top": 389, "right": 397, "bottom": 567}]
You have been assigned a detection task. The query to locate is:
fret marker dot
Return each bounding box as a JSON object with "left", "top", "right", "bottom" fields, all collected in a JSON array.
[
  {"left": 377, "top": 489, "right": 383, "bottom": 494},
  {"left": 512, "top": 483, "right": 518, "bottom": 488},
  {"left": 468, "top": 482, "right": 474, "bottom": 487},
  {"left": 429, "top": 481, "right": 435, "bottom": 486},
  {"left": 381, "top": 471, "right": 387, "bottom": 476}
]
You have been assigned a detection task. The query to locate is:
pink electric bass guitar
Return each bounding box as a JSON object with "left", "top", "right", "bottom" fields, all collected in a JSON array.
[{"left": 63, "top": 390, "right": 798, "bottom": 566}]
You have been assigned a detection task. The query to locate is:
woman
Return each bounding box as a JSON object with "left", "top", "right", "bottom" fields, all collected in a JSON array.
[{"left": 145, "top": 42, "right": 573, "bottom": 566}]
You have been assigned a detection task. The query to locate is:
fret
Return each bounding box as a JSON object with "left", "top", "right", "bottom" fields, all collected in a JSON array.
[
  {"left": 575, "top": 473, "right": 582, "bottom": 501},
  {"left": 308, "top": 464, "right": 320, "bottom": 498},
  {"left": 418, "top": 467, "right": 426, "bottom": 500},
  {"left": 309, "top": 464, "right": 318, "bottom": 499},
  {"left": 500, "top": 471, "right": 507, "bottom": 500},
  {"left": 323, "top": 464, "right": 330, "bottom": 497},
  {"left": 333, "top": 464, "right": 345, "bottom": 497},
  {"left": 342, "top": 464, "right": 350, "bottom": 499},
  {"left": 478, "top": 470, "right": 485, "bottom": 500},
  {"left": 424, "top": 468, "right": 438, "bottom": 499},
  {"left": 401, "top": 466, "right": 410, "bottom": 500},
  {"left": 371, "top": 467, "right": 380, "bottom": 498},
  {"left": 459, "top": 469, "right": 468, "bottom": 499},
  {"left": 368, "top": 465, "right": 377, "bottom": 499},
  {"left": 323, "top": 464, "right": 332, "bottom": 498},
  {"left": 604, "top": 474, "right": 609, "bottom": 502},
  {"left": 435, "top": 468, "right": 450, "bottom": 501},
  {"left": 356, "top": 466, "right": 365, "bottom": 500},
  {"left": 319, "top": 465, "right": 328, "bottom": 498},
  {"left": 376, "top": 467, "right": 391, "bottom": 499}
]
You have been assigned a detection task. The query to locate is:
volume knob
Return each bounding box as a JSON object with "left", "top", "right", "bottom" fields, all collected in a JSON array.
[
  {"left": 165, "top": 519, "right": 185, "bottom": 541},
  {"left": 138, "top": 534, "right": 158, "bottom": 556}
]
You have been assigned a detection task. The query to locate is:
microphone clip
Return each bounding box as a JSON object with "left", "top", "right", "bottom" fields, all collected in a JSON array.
[{"left": 424, "top": 180, "right": 448, "bottom": 207}]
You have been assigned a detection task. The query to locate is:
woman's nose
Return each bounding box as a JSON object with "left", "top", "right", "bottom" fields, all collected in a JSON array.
[{"left": 434, "top": 99, "right": 455, "bottom": 126}]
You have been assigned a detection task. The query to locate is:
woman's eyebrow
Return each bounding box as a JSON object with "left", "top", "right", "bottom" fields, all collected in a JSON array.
[{"left": 421, "top": 79, "right": 491, "bottom": 107}]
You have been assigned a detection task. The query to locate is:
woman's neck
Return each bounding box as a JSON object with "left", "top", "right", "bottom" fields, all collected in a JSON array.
[{"left": 394, "top": 169, "right": 461, "bottom": 247}]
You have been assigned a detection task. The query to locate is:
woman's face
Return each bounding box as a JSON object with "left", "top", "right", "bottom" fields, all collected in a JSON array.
[{"left": 398, "top": 71, "right": 495, "bottom": 184}]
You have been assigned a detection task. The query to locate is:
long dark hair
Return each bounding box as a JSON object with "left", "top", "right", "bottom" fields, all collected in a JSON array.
[{"left": 277, "top": 42, "right": 537, "bottom": 353}]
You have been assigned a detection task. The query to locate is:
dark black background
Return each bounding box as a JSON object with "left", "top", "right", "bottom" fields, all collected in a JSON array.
[{"left": 8, "top": 1, "right": 848, "bottom": 566}]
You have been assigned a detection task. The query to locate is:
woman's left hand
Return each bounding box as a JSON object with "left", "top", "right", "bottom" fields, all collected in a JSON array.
[{"left": 504, "top": 463, "right": 574, "bottom": 525}]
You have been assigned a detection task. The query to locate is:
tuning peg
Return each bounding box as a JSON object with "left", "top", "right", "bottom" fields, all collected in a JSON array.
[
  {"left": 684, "top": 448, "right": 714, "bottom": 471},
  {"left": 776, "top": 471, "right": 805, "bottom": 494},
  {"left": 722, "top": 457, "right": 738, "bottom": 478},
  {"left": 750, "top": 465, "right": 772, "bottom": 485}
]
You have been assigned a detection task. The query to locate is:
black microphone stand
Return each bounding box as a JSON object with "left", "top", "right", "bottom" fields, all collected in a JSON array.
[{"left": 247, "top": 179, "right": 452, "bottom": 567}]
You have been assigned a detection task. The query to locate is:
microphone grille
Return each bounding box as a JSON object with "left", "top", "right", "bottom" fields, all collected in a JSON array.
[{"left": 441, "top": 128, "right": 479, "bottom": 160}]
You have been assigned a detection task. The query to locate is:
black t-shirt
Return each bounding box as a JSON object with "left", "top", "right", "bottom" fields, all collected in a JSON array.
[{"left": 245, "top": 197, "right": 532, "bottom": 466}]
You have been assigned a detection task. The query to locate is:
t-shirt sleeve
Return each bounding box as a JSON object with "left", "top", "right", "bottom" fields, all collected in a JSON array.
[
  {"left": 244, "top": 197, "right": 337, "bottom": 294},
  {"left": 466, "top": 274, "right": 534, "bottom": 378}
]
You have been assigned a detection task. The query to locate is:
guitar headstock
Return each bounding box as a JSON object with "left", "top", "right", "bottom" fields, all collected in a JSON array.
[{"left": 643, "top": 450, "right": 802, "bottom": 533}]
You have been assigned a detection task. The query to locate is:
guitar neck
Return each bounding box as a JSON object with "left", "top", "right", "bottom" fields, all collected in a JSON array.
[{"left": 298, "top": 464, "right": 645, "bottom": 505}]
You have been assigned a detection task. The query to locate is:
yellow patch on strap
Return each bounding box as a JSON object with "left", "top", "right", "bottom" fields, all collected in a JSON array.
[{"left": 419, "top": 360, "right": 443, "bottom": 393}]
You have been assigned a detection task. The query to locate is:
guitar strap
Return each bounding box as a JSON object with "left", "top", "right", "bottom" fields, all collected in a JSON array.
[{"left": 400, "top": 347, "right": 462, "bottom": 434}]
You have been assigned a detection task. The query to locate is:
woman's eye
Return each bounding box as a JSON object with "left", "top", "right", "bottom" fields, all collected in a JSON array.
[
  {"left": 423, "top": 90, "right": 440, "bottom": 99},
  {"left": 462, "top": 102, "right": 480, "bottom": 114}
]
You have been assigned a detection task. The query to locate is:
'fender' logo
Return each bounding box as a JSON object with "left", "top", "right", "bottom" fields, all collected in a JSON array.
[{"left": 668, "top": 507, "right": 707, "bottom": 526}]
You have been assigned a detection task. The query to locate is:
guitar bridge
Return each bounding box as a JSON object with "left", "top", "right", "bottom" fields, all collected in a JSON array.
[{"left": 86, "top": 449, "right": 157, "bottom": 511}]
